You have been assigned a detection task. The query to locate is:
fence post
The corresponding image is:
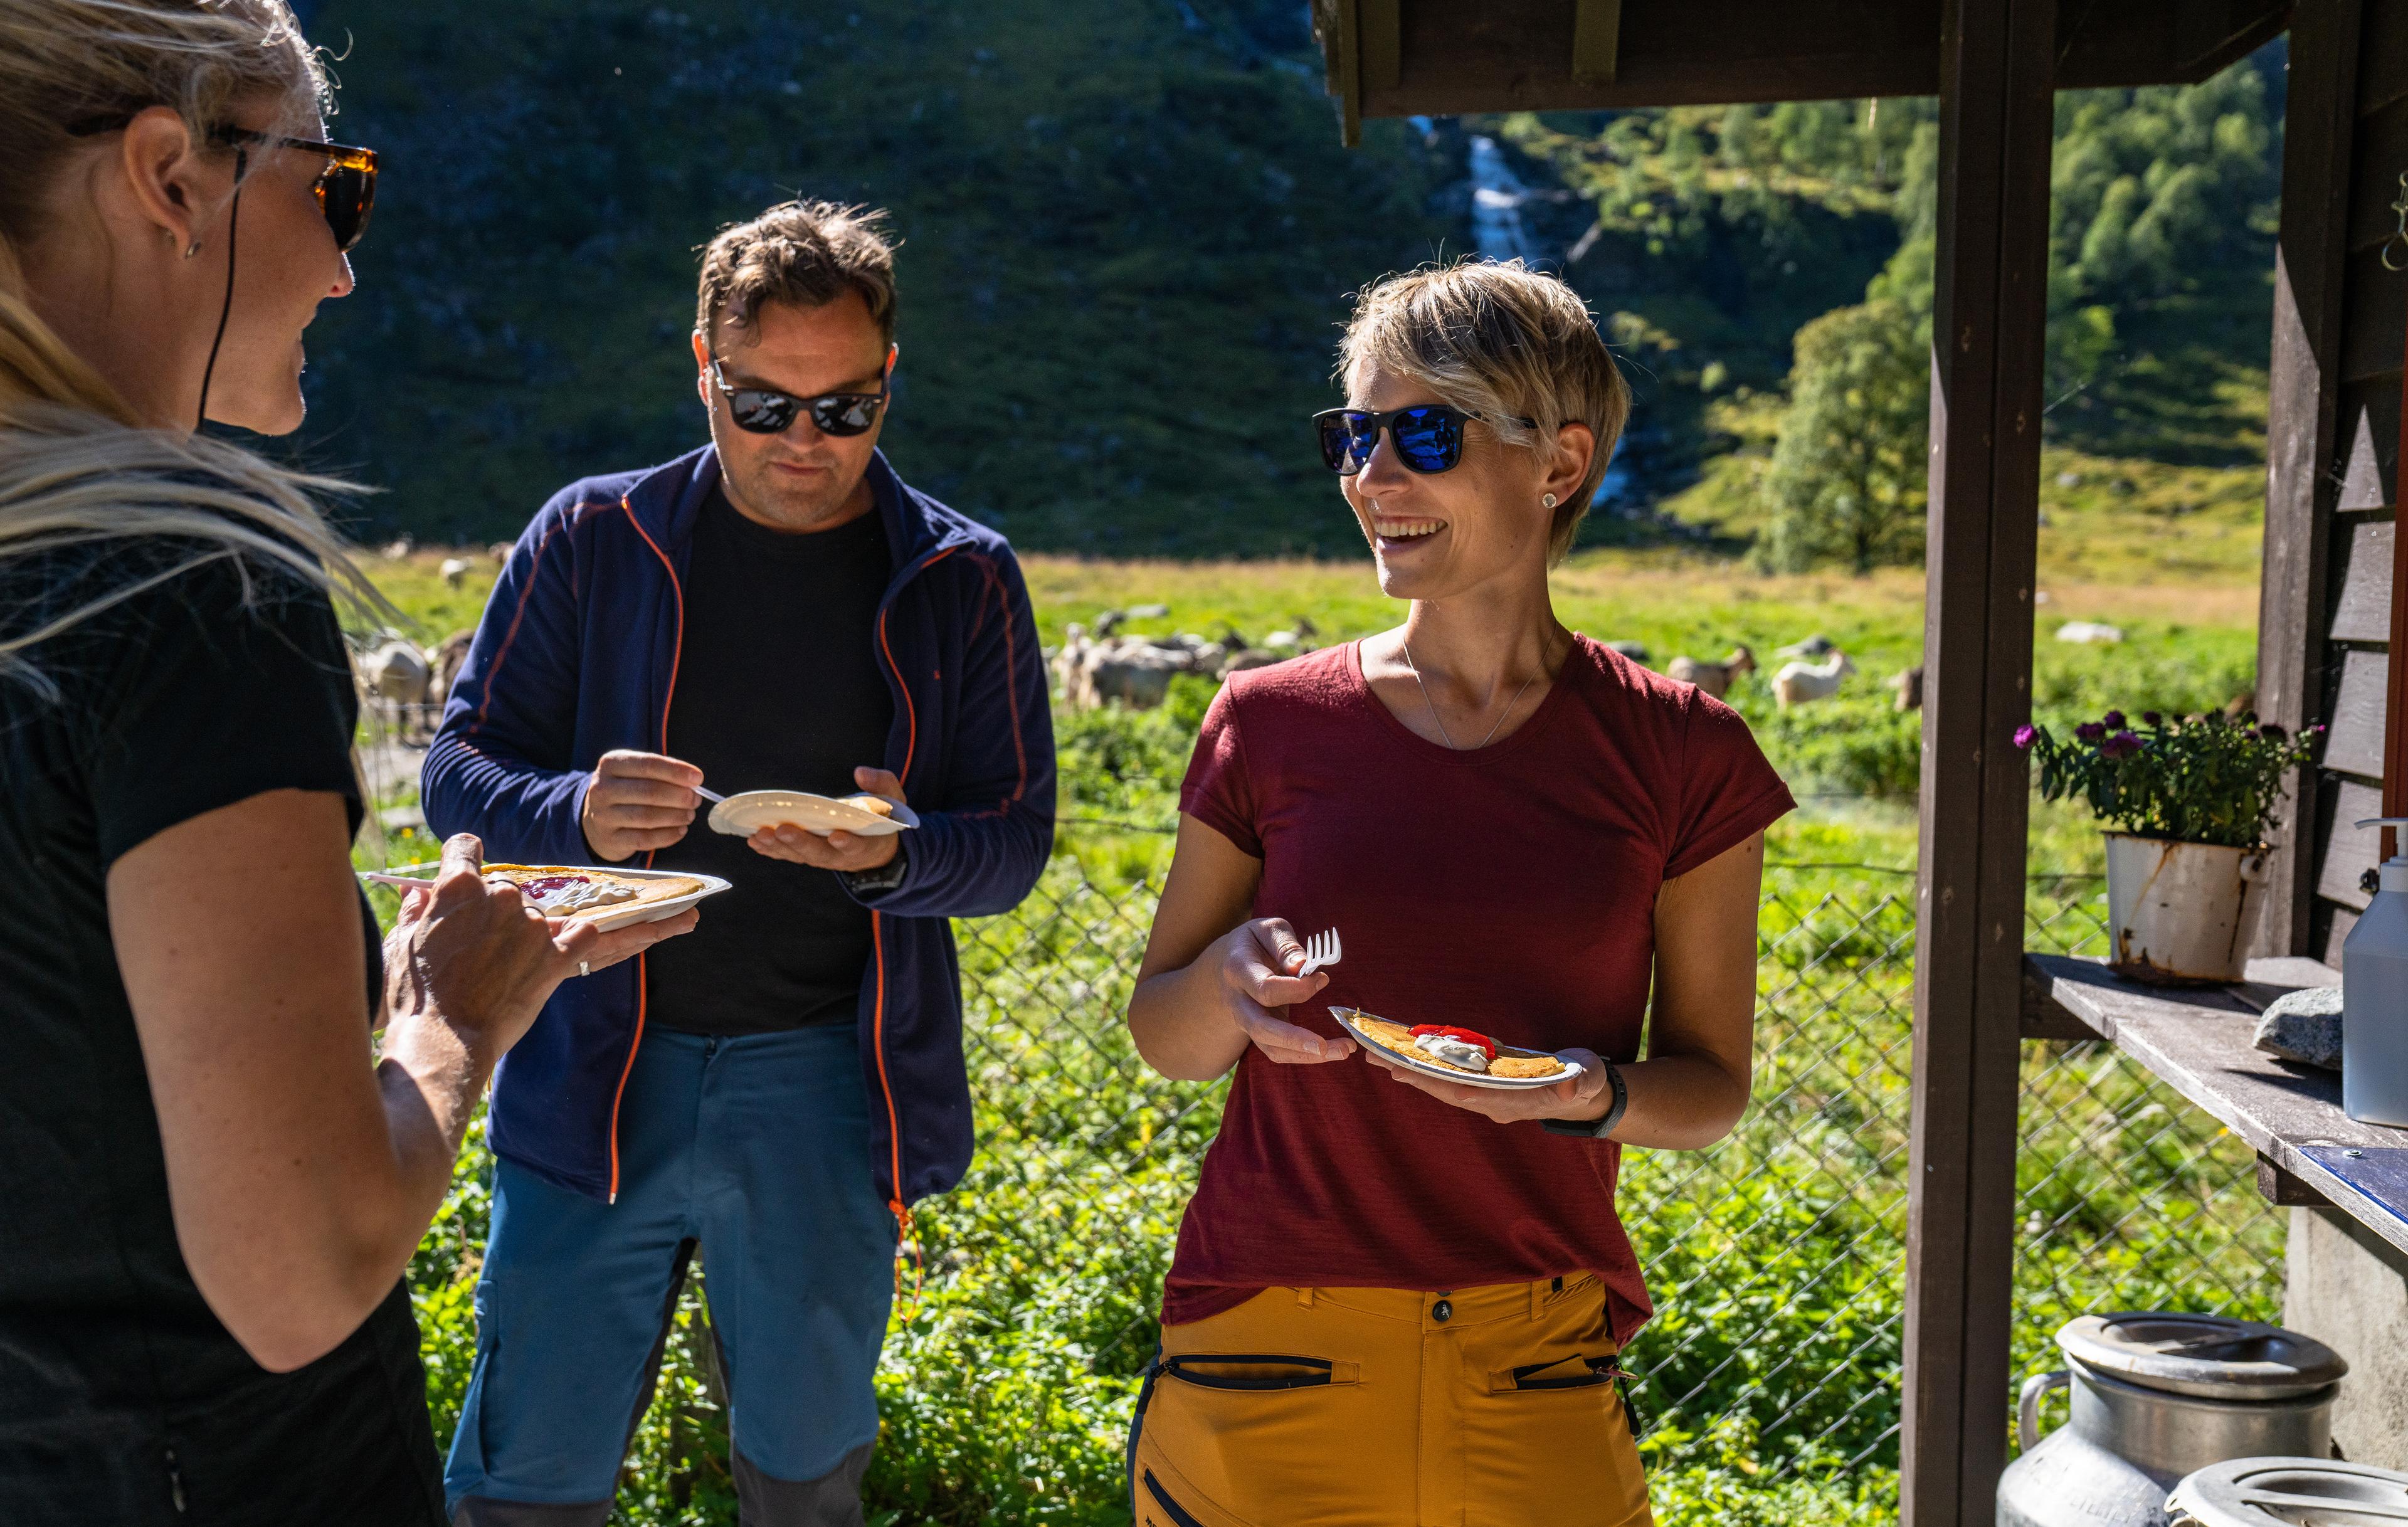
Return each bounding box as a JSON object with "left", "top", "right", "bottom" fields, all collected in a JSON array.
[{"left": 1902, "top": 1, "right": 2055, "bottom": 1524}]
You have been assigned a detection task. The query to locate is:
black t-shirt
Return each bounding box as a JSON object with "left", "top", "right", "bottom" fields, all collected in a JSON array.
[
  {"left": 642, "top": 489, "right": 897, "bottom": 1036},
  {"left": 0, "top": 541, "right": 441, "bottom": 1526}
]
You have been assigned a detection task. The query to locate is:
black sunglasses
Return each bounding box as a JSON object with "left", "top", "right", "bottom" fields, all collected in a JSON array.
[
  {"left": 707, "top": 357, "right": 887, "bottom": 436},
  {"left": 1314, "top": 404, "right": 1538, "bottom": 476},
  {"left": 66, "top": 115, "right": 378, "bottom": 253}
]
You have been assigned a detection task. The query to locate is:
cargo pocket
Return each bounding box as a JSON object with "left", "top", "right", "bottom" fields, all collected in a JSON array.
[
  {"left": 1490, "top": 1354, "right": 1640, "bottom": 1429},
  {"left": 1128, "top": 1351, "right": 1364, "bottom": 1527}
]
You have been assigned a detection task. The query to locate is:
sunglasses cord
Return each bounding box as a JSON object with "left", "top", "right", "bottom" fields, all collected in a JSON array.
[{"left": 193, "top": 147, "right": 245, "bottom": 435}]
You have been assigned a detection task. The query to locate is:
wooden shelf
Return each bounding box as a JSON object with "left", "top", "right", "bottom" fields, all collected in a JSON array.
[{"left": 2022, "top": 953, "right": 2408, "bottom": 1261}]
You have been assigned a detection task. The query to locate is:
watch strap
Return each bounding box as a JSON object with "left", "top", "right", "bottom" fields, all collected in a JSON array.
[{"left": 1541, "top": 1059, "right": 1627, "bottom": 1139}]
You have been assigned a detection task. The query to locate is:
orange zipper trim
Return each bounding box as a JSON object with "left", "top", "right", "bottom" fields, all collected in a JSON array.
[
  {"left": 869, "top": 554, "right": 951, "bottom": 1311},
  {"left": 611, "top": 495, "right": 685, "bottom": 1202}
]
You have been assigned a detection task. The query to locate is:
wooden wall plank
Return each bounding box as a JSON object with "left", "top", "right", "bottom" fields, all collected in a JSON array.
[
  {"left": 2327, "top": 648, "right": 2390, "bottom": 778},
  {"left": 1368, "top": 0, "right": 2282, "bottom": 117},
  {"left": 2252, "top": 0, "right": 2366, "bottom": 961},
  {"left": 2331, "top": 520, "right": 2397, "bottom": 641},
  {"left": 2320, "top": 777, "right": 2385, "bottom": 909},
  {"left": 1571, "top": 0, "right": 1623, "bottom": 85},
  {"left": 1904, "top": 2, "right": 2054, "bottom": 1522},
  {"left": 2345, "top": 95, "right": 2408, "bottom": 255},
  {"left": 2342, "top": 243, "right": 2407, "bottom": 382},
  {"left": 2360, "top": 0, "right": 2408, "bottom": 119},
  {"left": 2336, "top": 387, "right": 2397, "bottom": 509},
  {"left": 1359, "top": 0, "right": 1402, "bottom": 91}
]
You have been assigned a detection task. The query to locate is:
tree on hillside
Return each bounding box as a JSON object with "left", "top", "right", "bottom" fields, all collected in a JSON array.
[{"left": 1760, "top": 299, "right": 1928, "bottom": 574}]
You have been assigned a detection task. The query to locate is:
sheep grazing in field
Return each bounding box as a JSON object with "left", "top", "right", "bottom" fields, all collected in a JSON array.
[
  {"left": 1667, "top": 645, "right": 1755, "bottom": 700},
  {"left": 1053, "top": 625, "right": 1233, "bottom": 711},
  {"left": 1772, "top": 650, "right": 1856, "bottom": 709},
  {"left": 440, "top": 556, "right": 472, "bottom": 589},
  {"left": 1893, "top": 665, "right": 1924, "bottom": 711},
  {"left": 1776, "top": 633, "right": 1835, "bottom": 659},
  {"left": 362, "top": 638, "right": 431, "bottom": 705},
  {"left": 2054, "top": 621, "right": 2124, "bottom": 645},
  {"left": 488, "top": 541, "right": 514, "bottom": 566}
]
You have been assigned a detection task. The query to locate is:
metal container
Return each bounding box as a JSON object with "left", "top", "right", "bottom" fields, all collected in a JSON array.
[
  {"left": 2104, "top": 834, "right": 2266, "bottom": 985},
  {"left": 2165, "top": 1457, "right": 2408, "bottom": 1526},
  {"left": 1999, "top": 1314, "right": 2349, "bottom": 1527}
]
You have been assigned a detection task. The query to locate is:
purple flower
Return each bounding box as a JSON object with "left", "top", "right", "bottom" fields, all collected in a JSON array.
[
  {"left": 2101, "top": 730, "right": 2142, "bottom": 760},
  {"left": 2141, "top": 711, "right": 2163, "bottom": 727},
  {"left": 2014, "top": 724, "right": 2038, "bottom": 749},
  {"left": 2102, "top": 709, "right": 2126, "bottom": 729},
  {"left": 2075, "top": 722, "right": 2106, "bottom": 744},
  {"left": 2259, "top": 722, "right": 2288, "bottom": 742}
]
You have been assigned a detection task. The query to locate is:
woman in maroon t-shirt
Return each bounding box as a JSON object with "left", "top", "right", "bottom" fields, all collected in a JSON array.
[{"left": 1124, "top": 262, "right": 1794, "bottom": 1527}]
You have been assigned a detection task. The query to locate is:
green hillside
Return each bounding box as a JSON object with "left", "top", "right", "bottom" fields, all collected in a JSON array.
[
  {"left": 293, "top": 0, "right": 1455, "bottom": 556},
  {"left": 288, "top": 4, "right": 2279, "bottom": 570}
]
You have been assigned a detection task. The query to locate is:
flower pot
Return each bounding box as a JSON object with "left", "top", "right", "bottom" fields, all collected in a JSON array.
[{"left": 2103, "top": 833, "right": 2264, "bottom": 985}]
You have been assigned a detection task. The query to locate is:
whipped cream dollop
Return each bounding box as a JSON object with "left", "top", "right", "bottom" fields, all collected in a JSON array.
[
  {"left": 496, "top": 874, "right": 640, "bottom": 914},
  {"left": 1412, "top": 1032, "right": 1492, "bottom": 1072}
]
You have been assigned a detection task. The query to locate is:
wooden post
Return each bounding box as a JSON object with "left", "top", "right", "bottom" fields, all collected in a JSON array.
[
  {"left": 1904, "top": 0, "right": 2056, "bottom": 1521},
  {"left": 2249, "top": 0, "right": 2363, "bottom": 946}
]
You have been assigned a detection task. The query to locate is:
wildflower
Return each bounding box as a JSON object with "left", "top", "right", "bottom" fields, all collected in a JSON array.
[
  {"left": 2075, "top": 722, "right": 2106, "bottom": 744},
  {"left": 2102, "top": 709, "right": 2126, "bottom": 729},
  {"left": 2141, "top": 711, "right": 2163, "bottom": 727},
  {"left": 2259, "top": 722, "right": 2288, "bottom": 742},
  {"left": 2101, "top": 730, "right": 2142, "bottom": 760},
  {"left": 2014, "top": 724, "right": 2038, "bottom": 749}
]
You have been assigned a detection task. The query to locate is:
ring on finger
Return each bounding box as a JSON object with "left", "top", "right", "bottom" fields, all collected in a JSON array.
[{"left": 578, "top": 960, "right": 589, "bottom": 978}]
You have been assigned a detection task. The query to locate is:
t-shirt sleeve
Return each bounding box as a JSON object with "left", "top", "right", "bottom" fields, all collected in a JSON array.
[
  {"left": 1664, "top": 690, "right": 1796, "bottom": 879},
  {"left": 77, "top": 554, "right": 362, "bottom": 868},
  {"left": 1178, "top": 677, "right": 1263, "bottom": 858}
]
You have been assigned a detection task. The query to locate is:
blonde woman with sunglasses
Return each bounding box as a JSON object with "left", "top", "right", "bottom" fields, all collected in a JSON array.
[
  {"left": 1124, "top": 260, "right": 1793, "bottom": 1526},
  {"left": 0, "top": 6, "right": 692, "bottom": 1522}
]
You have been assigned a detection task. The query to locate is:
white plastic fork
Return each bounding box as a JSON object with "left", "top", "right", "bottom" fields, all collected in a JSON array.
[{"left": 1297, "top": 926, "right": 1343, "bottom": 978}]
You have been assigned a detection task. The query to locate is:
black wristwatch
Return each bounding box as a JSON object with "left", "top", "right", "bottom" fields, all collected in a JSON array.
[
  {"left": 838, "top": 837, "right": 910, "bottom": 896},
  {"left": 1541, "top": 1059, "right": 1627, "bottom": 1140}
]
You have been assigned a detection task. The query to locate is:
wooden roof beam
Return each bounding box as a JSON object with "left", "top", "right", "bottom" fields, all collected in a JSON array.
[{"left": 1572, "top": 0, "right": 1624, "bottom": 87}]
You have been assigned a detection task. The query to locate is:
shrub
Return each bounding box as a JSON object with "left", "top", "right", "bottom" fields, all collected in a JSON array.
[{"left": 2018, "top": 708, "right": 2319, "bottom": 848}]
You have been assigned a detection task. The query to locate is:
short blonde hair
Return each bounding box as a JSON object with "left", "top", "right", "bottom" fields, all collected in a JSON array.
[{"left": 1338, "top": 260, "right": 1629, "bottom": 563}]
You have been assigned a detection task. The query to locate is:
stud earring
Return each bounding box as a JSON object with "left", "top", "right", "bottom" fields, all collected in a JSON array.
[
  {"left": 182, "top": 240, "right": 202, "bottom": 259},
  {"left": 1542, "top": 492, "right": 1558, "bottom": 509}
]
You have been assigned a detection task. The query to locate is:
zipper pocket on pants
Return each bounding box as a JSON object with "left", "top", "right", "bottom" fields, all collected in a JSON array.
[{"left": 1143, "top": 1469, "right": 1208, "bottom": 1527}]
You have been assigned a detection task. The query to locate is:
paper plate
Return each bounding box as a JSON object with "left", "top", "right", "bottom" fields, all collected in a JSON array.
[
  {"left": 1330, "top": 1007, "right": 1585, "bottom": 1092},
  {"left": 363, "top": 863, "right": 729, "bottom": 933},
  {"left": 707, "top": 791, "right": 920, "bottom": 838}
]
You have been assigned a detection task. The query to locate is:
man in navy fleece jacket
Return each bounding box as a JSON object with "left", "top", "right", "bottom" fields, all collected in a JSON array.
[{"left": 423, "top": 201, "right": 1053, "bottom": 1526}]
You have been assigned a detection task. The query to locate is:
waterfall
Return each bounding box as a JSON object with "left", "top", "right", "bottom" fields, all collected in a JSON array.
[{"left": 1467, "top": 135, "right": 1543, "bottom": 266}]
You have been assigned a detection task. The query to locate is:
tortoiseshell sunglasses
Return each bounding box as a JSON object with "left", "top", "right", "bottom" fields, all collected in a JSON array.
[
  {"left": 68, "top": 115, "right": 378, "bottom": 253},
  {"left": 212, "top": 127, "right": 377, "bottom": 253}
]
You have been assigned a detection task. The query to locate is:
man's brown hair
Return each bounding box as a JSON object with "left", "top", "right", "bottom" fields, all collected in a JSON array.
[{"left": 695, "top": 200, "right": 898, "bottom": 345}]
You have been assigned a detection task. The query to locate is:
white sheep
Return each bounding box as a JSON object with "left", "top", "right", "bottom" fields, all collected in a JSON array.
[
  {"left": 1667, "top": 645, "right": 1756, "bottom": 700},
  {"left": 1772, "top": 650, "right": 1856, "bottom": 709},
  {"left": 440, "top": 556, "right": 472, "bottom": 589}
]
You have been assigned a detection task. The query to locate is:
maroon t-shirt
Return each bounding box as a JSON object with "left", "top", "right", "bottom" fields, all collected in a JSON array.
[{"left": 1164, "top": 637, "right": 1796, "bottom": 1340}]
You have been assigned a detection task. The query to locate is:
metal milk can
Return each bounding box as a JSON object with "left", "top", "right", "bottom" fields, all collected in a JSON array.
[
  {"left": 1997, "top": 1313, "right": 2349, "bottom": 1527},
  {"left": 2166, "top": 1456, "right": 2408, "bottom": 1526}
]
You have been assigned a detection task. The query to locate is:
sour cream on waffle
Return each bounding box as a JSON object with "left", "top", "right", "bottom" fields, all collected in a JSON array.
[{"left": 1411, "top": 1032, "right": 1492, "bottom": 1072}]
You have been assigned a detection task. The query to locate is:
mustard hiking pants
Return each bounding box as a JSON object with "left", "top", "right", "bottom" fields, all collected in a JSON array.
[{"left": 1127, "top": 1275, "right": 1653, "bottom": 1527}]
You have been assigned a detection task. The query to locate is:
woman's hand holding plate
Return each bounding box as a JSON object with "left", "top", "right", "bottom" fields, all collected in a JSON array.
[{"left": 1364, "top": 1042, "right": 1612, "bottom": 1124}]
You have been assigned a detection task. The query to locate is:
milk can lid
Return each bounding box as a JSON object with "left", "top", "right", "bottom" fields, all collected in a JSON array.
[
  {"left": 2057, "top": 1313, "right": 2348, "bottom": 1400},
  {"left": 2165, "top": 1457, "right": 2408, "bottom": 1526}
]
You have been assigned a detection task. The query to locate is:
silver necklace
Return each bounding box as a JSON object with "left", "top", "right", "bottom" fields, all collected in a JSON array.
[{"left": 1401, "top": 635, "right": 1548, "bottom": 751}]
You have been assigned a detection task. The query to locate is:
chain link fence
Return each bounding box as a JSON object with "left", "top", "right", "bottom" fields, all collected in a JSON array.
[{"left": 890, "top": 835, "right": 2285, "bottom": 1499}]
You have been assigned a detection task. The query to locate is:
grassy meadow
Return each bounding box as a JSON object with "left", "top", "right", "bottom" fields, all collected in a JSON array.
[{"left": 356, "top": 512, "right": 2276, "bottom": 1525}]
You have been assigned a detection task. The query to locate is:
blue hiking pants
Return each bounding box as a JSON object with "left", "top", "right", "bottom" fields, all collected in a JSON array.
[{"left": 442, "top": 1025, "right": 897, "bottom": 1526}]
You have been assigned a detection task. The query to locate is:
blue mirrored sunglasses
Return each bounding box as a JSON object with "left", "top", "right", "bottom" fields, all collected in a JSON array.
[{"left": 1313, "top": 404, "right": 1537, "bottom": 475}]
